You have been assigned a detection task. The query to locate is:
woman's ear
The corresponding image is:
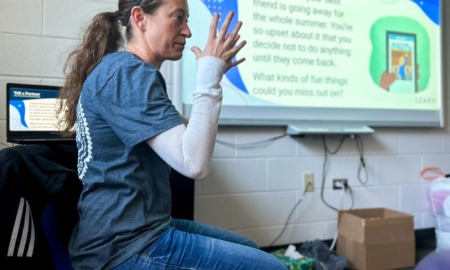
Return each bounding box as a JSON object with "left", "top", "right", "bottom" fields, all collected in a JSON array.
[{"left": 130, "top": 7, "right": 145, "bottom": 30}]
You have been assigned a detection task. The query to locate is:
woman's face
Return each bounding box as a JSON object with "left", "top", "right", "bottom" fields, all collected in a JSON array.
[{"left": 143, "top": 0, "right": 191, "bottom": 64}]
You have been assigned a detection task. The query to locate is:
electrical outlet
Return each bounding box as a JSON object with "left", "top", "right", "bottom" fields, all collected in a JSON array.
[
  {"left": 333, "top": 179, "right": 348, "bottom": 189},
  {"left": 304, "top": 173, "right": 314, "bottom": 192}
]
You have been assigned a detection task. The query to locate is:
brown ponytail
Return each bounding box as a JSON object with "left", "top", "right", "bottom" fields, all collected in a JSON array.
[
  {"left": 57, "top": 0, "right": 164, "bottom": 136},
  {"left": 58, "top": 11, "right": 123, "bottom": 136}
]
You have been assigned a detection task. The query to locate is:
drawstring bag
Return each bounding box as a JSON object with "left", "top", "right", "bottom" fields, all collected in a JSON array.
[{"left": 420, "top": 167, "right": 450, "bottom": 251}]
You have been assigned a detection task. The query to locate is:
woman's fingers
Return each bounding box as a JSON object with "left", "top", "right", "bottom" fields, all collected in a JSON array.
[
  {"left": 217, "top": 12, "right": 235, "bottom": 40},
  {"left": 208, "top": 13, "right": 219, "bottom": 43},
  {"left": 197, "top": 11, "right": 246, "bottom": 69},
  {"left": 225, "top": 40, "right": 247, "bottom": 71},
  {"left": 229, "top": 57, "right": 245, "bottom": 70}
]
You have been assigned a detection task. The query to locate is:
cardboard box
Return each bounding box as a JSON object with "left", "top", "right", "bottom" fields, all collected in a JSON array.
[{"left": 337, "top": 208, "right": 415, "bottom": 270}]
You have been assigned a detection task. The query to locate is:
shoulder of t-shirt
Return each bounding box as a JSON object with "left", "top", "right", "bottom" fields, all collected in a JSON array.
[{"left": 102, "top": 51, "right": 157, "bottom": 71}]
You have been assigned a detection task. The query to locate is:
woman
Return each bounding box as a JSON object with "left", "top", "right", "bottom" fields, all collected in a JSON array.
[{"left": 58, "top": 0, "right": 287, "bottom": 269}]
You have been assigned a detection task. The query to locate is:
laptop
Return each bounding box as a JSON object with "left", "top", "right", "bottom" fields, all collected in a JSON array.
[{"left": 6, "top": 83, "right": 75, "bottom": 144}]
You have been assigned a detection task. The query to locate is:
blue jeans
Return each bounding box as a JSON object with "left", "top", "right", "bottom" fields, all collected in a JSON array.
[{"left": 113, "top": 219, "right": 287, "bottom": 270}]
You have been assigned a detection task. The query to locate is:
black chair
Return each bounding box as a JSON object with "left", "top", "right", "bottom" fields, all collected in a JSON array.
[
  {"left": 0, "top": 144, "right": 80, "bottom": 269},
  {"left": 1, "top": 144, "right": 194, "bottom": 269}
]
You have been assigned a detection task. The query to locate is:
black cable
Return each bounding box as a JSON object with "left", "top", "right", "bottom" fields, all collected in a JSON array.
[
  {"left": 320, "top": 135, "right": 348, "bottom": 212},
  {"left": 355, "top": 135, "right": 369, "bottom": 184},
  {"left": 215, "top": 133, "right": 288, "bottom": 149},
  {"left": 324, "top": 135, "right": 348, "bottom": 155},
  {"left": 270, "top": 183, "right": 310, "bottom": 246},
  {"left": 320, "top": 134, "right": 368, "bottom": 212},
  {"left": 343, "top": 182, "right": 355, "bottom": 210}
]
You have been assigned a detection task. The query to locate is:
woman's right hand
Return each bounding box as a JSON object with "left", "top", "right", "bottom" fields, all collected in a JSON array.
[{"left": 191, "top": 11, "right": 247, "bottom": 72}]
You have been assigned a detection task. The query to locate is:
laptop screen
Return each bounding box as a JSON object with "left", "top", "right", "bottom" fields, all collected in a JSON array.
[{"left": 6, "top": 83, "right": 75, "bottom": 144}]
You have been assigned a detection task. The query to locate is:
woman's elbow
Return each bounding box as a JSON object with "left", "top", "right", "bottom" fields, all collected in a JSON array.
[
  {"left": 187, "top": 164, "right": 210, "bottom": 180},
  {"left": 192, "top": 167, "right": 209, "bottom": 180}
]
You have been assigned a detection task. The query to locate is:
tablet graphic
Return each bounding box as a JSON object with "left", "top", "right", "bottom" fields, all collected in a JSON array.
[{"left": 386, "top": 31, "right": 417, "bottom": 94}]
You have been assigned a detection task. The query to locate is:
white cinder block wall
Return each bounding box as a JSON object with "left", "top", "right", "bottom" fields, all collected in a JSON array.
[{"left": 1, "top": 0, "right": 449, "bottom": 247}]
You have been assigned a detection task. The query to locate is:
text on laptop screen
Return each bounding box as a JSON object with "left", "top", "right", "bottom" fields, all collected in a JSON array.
[{"left": 8, "top": 85, "right": 68, "bottom": 132}]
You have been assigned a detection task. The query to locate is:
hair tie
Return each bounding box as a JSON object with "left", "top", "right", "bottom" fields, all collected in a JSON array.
[{"left": 123, "top": 0, "right": 143, "bottom": 27}]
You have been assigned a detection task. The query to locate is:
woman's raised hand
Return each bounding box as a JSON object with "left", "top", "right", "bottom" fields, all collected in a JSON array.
[{"left": 191, "top": 11, "right": 247, "bottom": 72}]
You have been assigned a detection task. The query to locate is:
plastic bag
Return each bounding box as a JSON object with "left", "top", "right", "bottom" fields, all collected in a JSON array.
[
  {"left": 421, "top": 167, "right": 450, "bottom": 251},
  {"left": 298, "top": 240, "right": 347, "bottom": 270}
]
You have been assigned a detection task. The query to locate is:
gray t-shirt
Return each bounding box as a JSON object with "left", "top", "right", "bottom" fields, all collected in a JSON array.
[{"left": 69, "top": 51, "right": 183, "bottom": 270}]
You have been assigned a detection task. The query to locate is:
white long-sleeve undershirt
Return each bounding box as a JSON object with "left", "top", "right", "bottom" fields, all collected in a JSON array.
[{"left": 147, "top": 56, "right": 226, "bottom": 179}]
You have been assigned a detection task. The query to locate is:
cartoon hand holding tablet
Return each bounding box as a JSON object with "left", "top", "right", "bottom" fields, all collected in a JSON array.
[{"left": 380, "top": 31, "right": 418, "bottom": 93}]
